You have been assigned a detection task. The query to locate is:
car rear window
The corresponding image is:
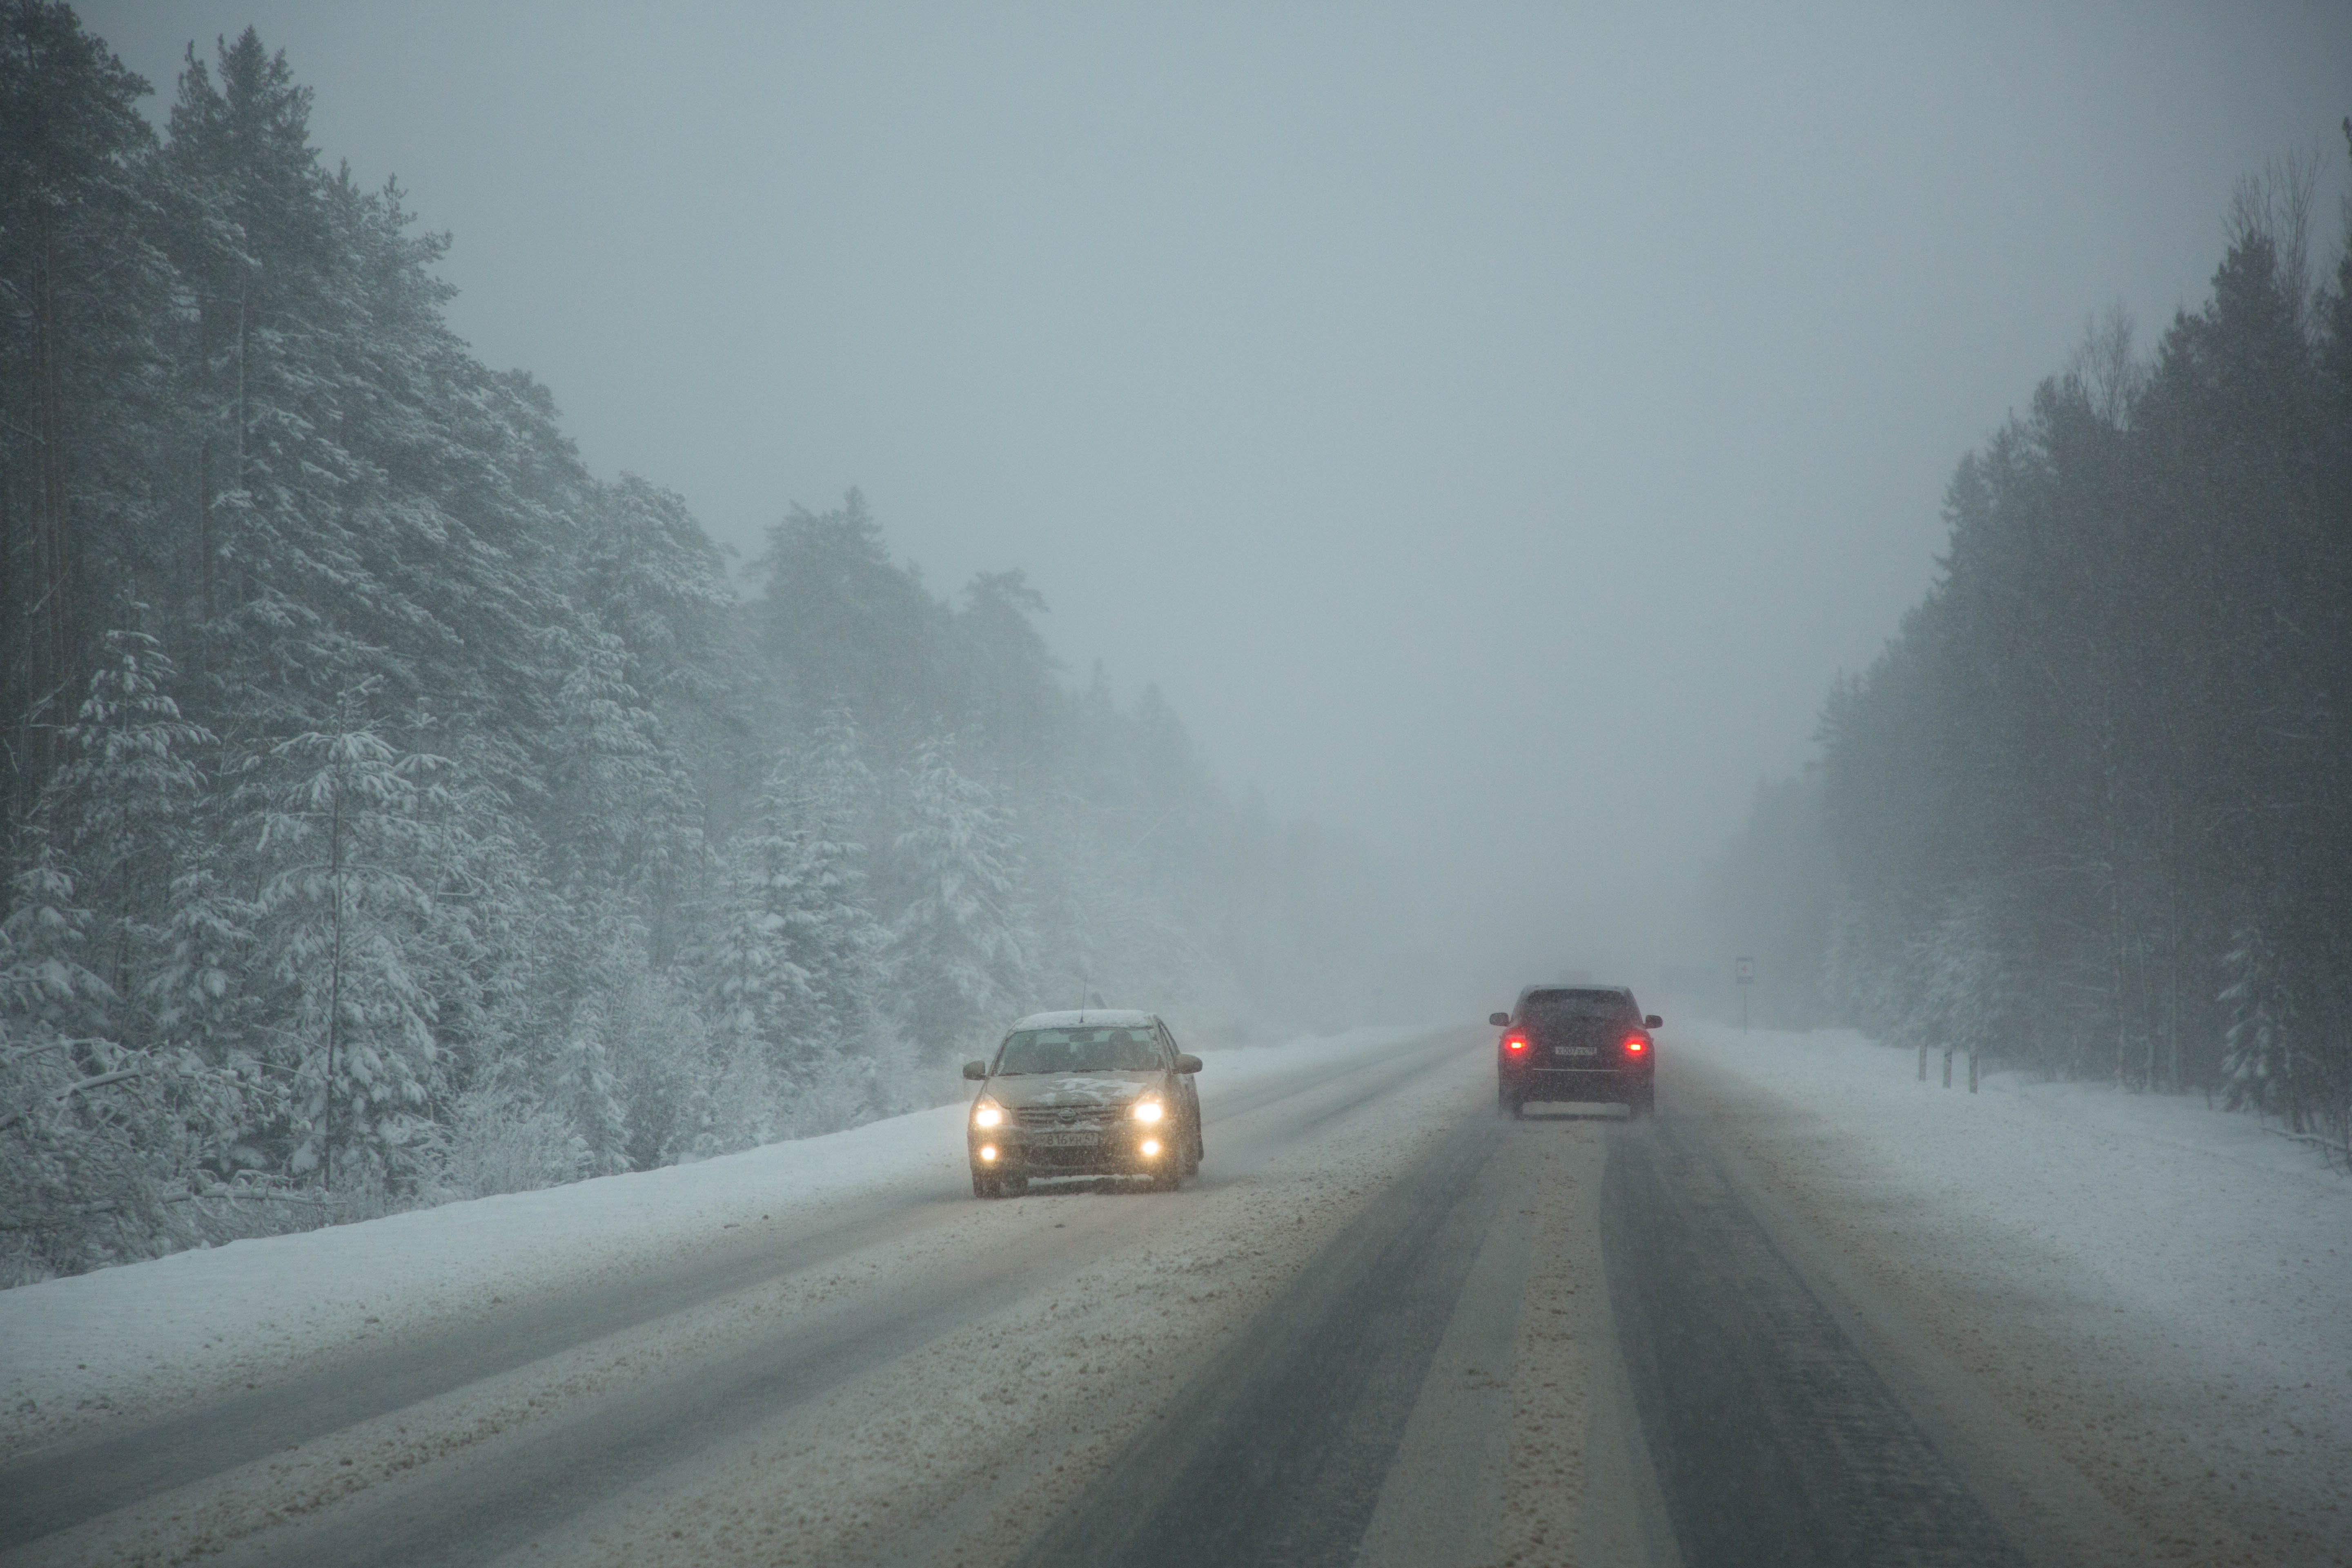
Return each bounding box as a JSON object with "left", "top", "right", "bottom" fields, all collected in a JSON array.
[
  {"left": 1521, "top": 989, "right": 1635, "bottom": 1025},
  {"left": 996, "top": 1027, "right": 1165, "bottom": 1074}
]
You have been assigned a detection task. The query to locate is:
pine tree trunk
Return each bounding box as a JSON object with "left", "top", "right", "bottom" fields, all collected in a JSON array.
[
  {"left": 1, "top": 454, "right": 18, "bottom": 838},
  {"left": 198, "top": 439, "right": 214, "bottom": 625},
  {"left": 325, "top": 765, "right": 345, "bottom": 1192},
  {"left": 235, "top": 281, "right": 249, "bottom": 488},
  {"left": 37, "top": 219, "right": 73, "bottom": 780},
  {"left": 234, "top": 278, "right": 250, "bottom": 605}
]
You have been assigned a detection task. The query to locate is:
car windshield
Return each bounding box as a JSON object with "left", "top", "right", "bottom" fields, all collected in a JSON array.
[
  {"left": 995, "top": 1027, "right": 1163, "bottom": 1074},
  {"left": 1521, "top": 989, "right": 1635, "bottom": 1025}
]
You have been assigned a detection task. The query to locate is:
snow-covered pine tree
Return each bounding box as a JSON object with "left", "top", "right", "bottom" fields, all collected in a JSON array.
[
  {"left": 245, "top": 692, "right": 457, "bottom": 1190},
  {"left": 0, "top": 627, "right": 254, "bottom": 1277},
  {"left": 956, "top": 570, "right": 1057, "bottom": 786},
  {"left": 575, "top": 475, "right": 735, "bottom": 712},
  {"left": 543, "top": 627, "right": 705, "bottom": 962},
  {"left": 1921, "top": 882, "right": 2020, "bottom": 1072},
  {"left": 148, "top": 850, "right": 266, "bottom": 1178},
  {"left": 753, "top": 490, "right": 948, "bottom": 746},
  {"left": 790, "top": 709, "right": 892, "bottom": 1103},
  {"left": 595, "top": 933, "right": 712, "bottom": 1171},
  {"left": 0, "top": 848, "right": 163, "bottom": 1279},
  {"left": 523, "top": 630, "right": 704, "bottom": 1167},
  {"left": 2220, "top": 922, "right": 2296, "bottom": 1122},
  {"left": 549, "top": 980, "right": 630, "bottom": 1178},
  {"left": 704, "top": 763, "right": 821, "bottom": 1129},
  {"left": 889, "top": 736, "right": 1031, "bottom": 1065},
  {"left": 43, "top": 631, "right": 213, "bottom": 1022}
]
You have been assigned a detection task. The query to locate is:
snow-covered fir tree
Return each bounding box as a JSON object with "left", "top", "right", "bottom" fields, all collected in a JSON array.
[
  {"left": 244, "top": 694, "right": 458, "bottom": 1190},
  {"left": 785, "top": 709, "right": 891, "bottom": 1100},
  {"left": 704, "top": 765, "right": 822, "bottom": 1133},
  {"left": 702, "top": 713, "right": 890, "bottom": 1133},
  {"left": 889, "top": 738, "right": 1031, "bottom": 1065}
]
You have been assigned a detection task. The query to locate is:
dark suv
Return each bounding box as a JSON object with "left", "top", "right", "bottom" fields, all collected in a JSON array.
[
  {"left": 960, "top": 1010, "right": 1204, "bottom": 1197},
  {"left": 1490, "top": 985, "right": 1659, "bottom": 1117}
]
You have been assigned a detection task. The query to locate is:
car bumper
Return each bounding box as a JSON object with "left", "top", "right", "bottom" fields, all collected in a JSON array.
[
  {"left": 1501, "top": 1064, "right": 1651, "bottom": 1102},
  {"left": 969, "top": 1127, "right": 1174, "bottom": 1177}
]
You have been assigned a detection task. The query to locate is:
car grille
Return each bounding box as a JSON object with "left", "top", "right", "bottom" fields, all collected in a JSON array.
[
  {"left": 1027, "top": 1142, "right": 1114, "bottom": 1169},
  {"left": 1015, "top": 1106, "right": 1116, "bottom": 1130}
]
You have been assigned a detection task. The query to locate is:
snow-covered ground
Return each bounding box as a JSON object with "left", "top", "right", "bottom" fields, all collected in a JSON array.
[
  {"left": 1672, "top": 1021, "right": 2352, "bottom": 1567},
  {"left": 0, "top": 1025, "right": 1431, "bottom": 1462}
]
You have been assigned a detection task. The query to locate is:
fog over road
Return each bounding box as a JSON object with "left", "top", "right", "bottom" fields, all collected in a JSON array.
[{"left": 2, "top": 1033, "right": 2179, "bottom": 1567}]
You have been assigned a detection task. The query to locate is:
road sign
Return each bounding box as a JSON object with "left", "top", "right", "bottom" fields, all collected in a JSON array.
[{"left": 1735, "top": 957, "right": 1755, "bottom": 984}]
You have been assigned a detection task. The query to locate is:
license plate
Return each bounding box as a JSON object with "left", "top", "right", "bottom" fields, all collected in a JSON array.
[
  {"left": 1029, "top": 1130, "right": 1100, "bottom": 1148},
  {"left": 1555, "top": 1046, "right": 1598, "bottom": 1058}
]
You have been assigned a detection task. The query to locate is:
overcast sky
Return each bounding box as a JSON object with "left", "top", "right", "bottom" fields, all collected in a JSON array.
[{"left": 85, "top": 2, "right": 2352, "bottom": 993}]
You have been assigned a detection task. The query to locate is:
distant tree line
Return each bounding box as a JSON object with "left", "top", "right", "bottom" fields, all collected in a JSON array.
[
  {"left": 0, "top": 8, "right": 1414, "bottom": 1281},
  {"left": 1708, "top": 139, "right": 2352, "bottom": 1159}
]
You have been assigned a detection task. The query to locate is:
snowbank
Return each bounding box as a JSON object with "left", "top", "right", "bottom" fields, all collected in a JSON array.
[{"left": 0, "top": 1025, "right": 1429, "bottom": 1459}]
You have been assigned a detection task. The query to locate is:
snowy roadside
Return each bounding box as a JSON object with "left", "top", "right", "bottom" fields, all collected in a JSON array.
[
  {"left": 0, "top": 1025, "right": 1431, "bottom": 1462},
  {"left": 1671, "top": 1022, "right": 2352, "bottom": 1567}
]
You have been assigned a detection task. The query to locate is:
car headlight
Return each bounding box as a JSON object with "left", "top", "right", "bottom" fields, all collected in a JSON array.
[
  {"left": 972, "top": 1096, "right": 1004, "bottom": 1129},
  {"left": 1131, "top": 1098, "right": 1164, "bottom": 1124}
]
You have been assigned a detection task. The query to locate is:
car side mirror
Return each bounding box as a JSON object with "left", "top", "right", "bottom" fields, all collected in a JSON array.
[
  {"left": 1645, "top": 1015, "right": 1663, "bottom": 1029},
  {"left": 961, "top": 1060, "right": 988, "bottom": 1081},
  {"left": 1174, "top": 1054, "right": 1202, "bottom": 1074},
  {"left": 1488, "top": 1012, "right": 1510, "bottom": 1027}
]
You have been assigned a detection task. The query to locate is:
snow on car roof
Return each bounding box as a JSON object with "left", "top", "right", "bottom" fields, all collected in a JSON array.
[{"left": 1011, "top": 1009, "right": 1159, "bottom": 1030}]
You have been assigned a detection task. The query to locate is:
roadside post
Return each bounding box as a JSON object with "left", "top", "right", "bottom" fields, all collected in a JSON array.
[{"left": 1735, "top": 956, "right": 1754, "bottom": 1030}]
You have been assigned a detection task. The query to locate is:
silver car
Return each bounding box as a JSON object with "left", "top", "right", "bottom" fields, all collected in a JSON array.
[{"left": 961, "top": 1010, "right": 1204, "bottom": 1196}]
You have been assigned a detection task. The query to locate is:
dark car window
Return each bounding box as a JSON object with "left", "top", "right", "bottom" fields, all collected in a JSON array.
[
  {"left": 1520, "top": 989, "right": 1636, "bottom": 1025},
  {"left": 996, "top": 1027, "right": 1165, "bottom": 1074}
]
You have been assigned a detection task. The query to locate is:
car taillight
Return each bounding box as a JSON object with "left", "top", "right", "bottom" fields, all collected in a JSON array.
[
  {"left": 1624, "top": 1035, "right": 1647, "bottom": 1054},
  {"left": 1503, "top": 1033, "right": 1529, "bottom": 1053}
]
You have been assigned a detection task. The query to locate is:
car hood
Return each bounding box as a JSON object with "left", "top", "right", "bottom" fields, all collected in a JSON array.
[{"left": 984, "top": 1071, "right": 1159, "bottom": 1110}]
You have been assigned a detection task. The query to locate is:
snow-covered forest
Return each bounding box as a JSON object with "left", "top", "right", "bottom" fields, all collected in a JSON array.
[
  {"left": 1708, "top": 146, "right": 2352, "bottom": 1159},
  {"left": 0, "top": 12, "right": 1414, "bottom": 1283}
]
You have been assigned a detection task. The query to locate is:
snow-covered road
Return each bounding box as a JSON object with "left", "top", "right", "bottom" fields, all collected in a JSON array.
[{"left": 3, "top": 1021, "right": 2344, "bottom": 1568}]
